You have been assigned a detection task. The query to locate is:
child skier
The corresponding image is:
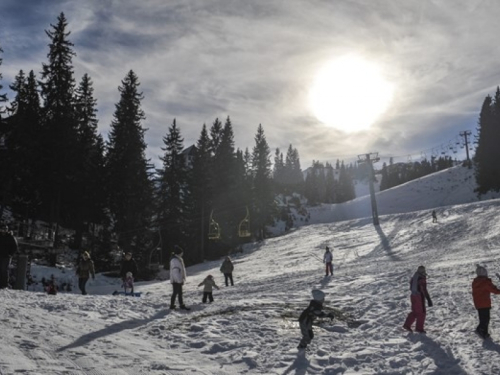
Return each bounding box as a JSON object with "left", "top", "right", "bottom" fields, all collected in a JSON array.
[
  {"left": 198, "top": 274, "right": 220, "bottom": 303},
  {"left": 122, "top": 271, "right": 134, "bottom": 295},
  {"left": 472, "top": 264, "right": 500, "bottom": 339},
  {"left": 403, "top": 265, "right": 433, "bottom": 333},
  {"left": 297, "top": 289, "right": 334, "bottom": 349}
]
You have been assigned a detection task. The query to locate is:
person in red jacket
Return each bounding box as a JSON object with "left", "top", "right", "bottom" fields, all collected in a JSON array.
[
  {"left": 472, "top": 264, "right": 500, "bottom": 339},
  {"left": 403, "top": 265, "right": 433, "bottom": 333}
]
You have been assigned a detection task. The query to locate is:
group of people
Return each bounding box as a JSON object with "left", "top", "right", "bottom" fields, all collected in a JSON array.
[
  {"left": 297, "top": 253, "right": 500, "bottom": 350},
  {"left": 402, "top": 264, "right": 500, "bottom": 339},
  {"left": 168, "top": 245, "right": 235, "bottom": 310}
]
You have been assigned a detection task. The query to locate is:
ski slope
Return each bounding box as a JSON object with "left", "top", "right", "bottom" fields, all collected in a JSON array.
[{"left": 2, "top": 165, "right": 500, "bottom": 374}]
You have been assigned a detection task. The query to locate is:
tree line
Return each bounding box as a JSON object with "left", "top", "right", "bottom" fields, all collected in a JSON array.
[{"left": 0, "top": 13, "right": 360, "bottom": 276}]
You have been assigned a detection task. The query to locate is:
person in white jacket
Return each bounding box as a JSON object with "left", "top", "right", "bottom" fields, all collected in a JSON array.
[
  {"left": 323, "top": 246, "right": 333, "bottom": 276},
  {"left": 169, "top": 246, "right": 190, "bottom": 310}
]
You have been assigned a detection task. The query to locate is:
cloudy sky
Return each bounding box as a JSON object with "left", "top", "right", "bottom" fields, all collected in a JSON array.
[{"left": 0, "top": 0, "right": 497, "bottom": 168}]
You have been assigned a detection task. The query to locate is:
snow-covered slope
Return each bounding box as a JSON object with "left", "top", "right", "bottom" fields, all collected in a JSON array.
[
  {"left": 307, "top": 165, "right": 500, "bottom": 224},
  {"left": 2, "top": 166, "right": 500, "bottom": 374}
]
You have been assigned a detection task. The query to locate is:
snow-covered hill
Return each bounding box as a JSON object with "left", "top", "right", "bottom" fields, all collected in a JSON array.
[{"left": 2, "top": 165, "right": 500, "bottom": 374}]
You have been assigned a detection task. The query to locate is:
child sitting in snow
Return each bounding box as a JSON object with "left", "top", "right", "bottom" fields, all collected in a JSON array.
[
  {"left": 297, "top": 289, "right": 333, "bottom": 349},
  {"left": 198, "top": 274, "right": 220, "bottom": 303},
  {"left": 472, "top": 264, "right": 500, "bottom": 339},
  {"left": 122, "top": 271, "right": 134, "bottom": 295}
]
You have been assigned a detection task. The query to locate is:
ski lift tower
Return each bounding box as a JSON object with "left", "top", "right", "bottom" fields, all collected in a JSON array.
[{"left": 358, "top": 152, "right": 380, "bottom": 226}]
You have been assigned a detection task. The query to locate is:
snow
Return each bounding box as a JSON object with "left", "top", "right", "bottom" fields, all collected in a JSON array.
[{"left": 2, "top": 165, "right": 500, "bottom": 374}]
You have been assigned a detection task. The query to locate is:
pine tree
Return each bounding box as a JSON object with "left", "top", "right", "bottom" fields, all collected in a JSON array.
[
  {"left": 189, "top": 124, "right": 213, "bottom": 261},
  {"left": 6, "top": 70, "right": 43, "bottom": 223},
  {"left": 474, "top": 94, "right": 497, "bottom": 193},
  {"left": 0, "top": 45, "right": 9, "bottom": 217},
  {"left": 156, "top": 119, "right": 189, "bottom": 263},
  {"left": 73, "top": 73, "right": 106, "bottom": 248},
  {"left": 106, "top": 70, "right": 154, "bottom": 269},
  {"left": 39, "top": 13, "right": 80, "bottom": 238},
  {"left": 210, "top": 117, "right": 239, "bottom": 243},
  {"left": 251, "top": 124, "right": 273, "bottom": 240}
]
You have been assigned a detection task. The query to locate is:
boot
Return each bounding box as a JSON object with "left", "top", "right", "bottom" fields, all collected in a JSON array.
[{"left": 169, "top": 304, "right": 176, "bottom": 310}]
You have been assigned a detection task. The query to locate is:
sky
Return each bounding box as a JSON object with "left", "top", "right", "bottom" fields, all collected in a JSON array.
[
  {"left": 0, "top": 0, "right": 498, "bottom": 168},
  {"left": 3, "top": 165, "right": 500, "bottom": 374}
]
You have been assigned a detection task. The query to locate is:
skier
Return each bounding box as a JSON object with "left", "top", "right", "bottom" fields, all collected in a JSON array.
[
  {"left": 472, "top": 264, "right": 500, "bottom": 339},
  {"left": 169, "top": 245, "right": 190, "bottom": 310},
  {"left": 76, "top": 251, "right": 95, "bottom": 295},
  {"left": 403, "top": 265, "right": 433, "bottom": 333},
  {"left": 220, "top": 256, "right": 234, "bottom": 286},
  {"left": 297, "top": 289, "right": 334, "bottom": 349},
  {"left": 431, "top": 210, "right": 437, "bottom": 223},
  {"left": 0, "top": 222, "right": 18, "bottom": 289},
  {"left": 323, "top": 246, "right": 333, "bottom": 276},
  {"left": 120, "top": 252, "right": 138, "bottom": 294},
  {"left": 198, "top": 274, "right": 220, "bottom": 303}
]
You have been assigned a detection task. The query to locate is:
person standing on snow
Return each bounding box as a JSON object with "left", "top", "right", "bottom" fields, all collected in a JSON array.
[
  {"left": 120, "top": 252, "right": 138, "bottom": 293},
  {"left": 431, "top": 210, "right": 437, "bottom": 223},
  {"left": 297, "top": 289, "right": 334, "bottom": 349},
  {"left": 170, "top": 245, "right": 190, "bottom": 310},
  {"left": 0, "top": 223, "right": 18, "bottom": 289},
  {"left": 220, "top": 256, "right": 234, "bottom": 286},
  {"left": 403, "top": 265, "right": 433, "bottom": 333},
  {"left": 472, "top": 264, "right": 500, "bottom": 339},
  {"left": 198, "top": 274, "right": 220, "bottom": 303},
  {"left": 76, "top": 251, "right": 95, "bottom": 295},
  {"left": 323, "top": 246, "right": 333, "bottom": 276}
]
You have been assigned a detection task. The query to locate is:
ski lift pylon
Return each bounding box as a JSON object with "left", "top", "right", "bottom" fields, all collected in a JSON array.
[
  {"left": 208, "top": 210, "right": 221, "bottom": 240},
  {"left": 238, "top": 206, "right": 251, "bottom": 238}
]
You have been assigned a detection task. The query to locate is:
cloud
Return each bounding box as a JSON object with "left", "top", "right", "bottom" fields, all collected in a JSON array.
[{"left": 1, "top": 0, "right": 498, "bottom": 168}]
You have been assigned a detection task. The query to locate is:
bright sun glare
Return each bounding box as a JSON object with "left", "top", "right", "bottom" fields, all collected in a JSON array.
[{"left": 309, "top": 56, "right": 394, "bottom": 132}]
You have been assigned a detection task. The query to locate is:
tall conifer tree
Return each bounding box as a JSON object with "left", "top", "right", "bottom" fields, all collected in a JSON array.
[
  {"left": 106, "top": 70, "right": 154, "bottom": 265},
  {"left": 251, "top": 124, "right": 273, "bottom": 240},
  {"left": 39, "top": 12, "right": 79, "bottom": 236},
  {"left": 156, "top": 119, "right": 188, "bottom": 263}
]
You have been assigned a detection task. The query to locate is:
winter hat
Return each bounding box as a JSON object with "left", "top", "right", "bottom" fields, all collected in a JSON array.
[
  {"left": 417, "top": 265, "right": 426, "bottom": 276},
  {"left": 476, "top": 264, "right": 488, "bottom": 277},
  {"left": 173, "top": 245, "right": 184, "bottom": 255},
  {"left": 325, "top": 246, "right": 330, "bottom": 251},
  {"left": 312, "top": 289, "right": 325, "bottom": 303}
]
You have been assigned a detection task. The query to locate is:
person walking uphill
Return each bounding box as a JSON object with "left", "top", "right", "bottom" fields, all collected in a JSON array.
[
  {"left": 198, "top": 274, "right": 220, "bottom": 303},
  {"left": 76, "top": 251, "right": 95, "bottom": 295},
  {"left": 220, "top": 256, "right": 234, "bottom": 286},
  {"left": 170, "top": 246, "right": 190, "bottom": 310},
  {"left": 403, "top": 265, "right": 433, "bottom": 333},
  {"left": 472, "top": 264, "right": 500, "bottom": 339},
  {"left": 0, "top": 223, "right": 18, "bottom": 289},
  {"left": 323, "top": 246, "right": 333, "bottom": 276}
]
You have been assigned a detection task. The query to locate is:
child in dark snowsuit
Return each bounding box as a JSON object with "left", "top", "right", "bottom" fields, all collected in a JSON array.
[
  {"left": 297, "top": 289, "right": 333, "bottom": 349},
  {"left": 403, "top": 265, "right": 433, "bottom": 333},
  {"left": 472, "top": 264, "right": 500, "bottom": 339},
  {"left": 198, "top": 274, "right": 220, "bottom": 303}
]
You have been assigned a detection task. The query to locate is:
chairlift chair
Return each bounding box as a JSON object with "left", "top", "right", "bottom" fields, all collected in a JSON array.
[
  {"left": 208, "top": 210, "right": 221, "bottom": 240},
  {"left": 238, "top": 206, "right": 251, "bottom": 238}
]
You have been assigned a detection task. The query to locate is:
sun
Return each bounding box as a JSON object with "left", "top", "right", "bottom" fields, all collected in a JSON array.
[{"left": 309, "top": 55, "right": 394, "bottom": 132}]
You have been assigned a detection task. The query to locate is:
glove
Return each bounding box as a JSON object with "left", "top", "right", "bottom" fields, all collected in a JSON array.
[{"left": 428, "top": 300, "right": 433, "bottom": 307}]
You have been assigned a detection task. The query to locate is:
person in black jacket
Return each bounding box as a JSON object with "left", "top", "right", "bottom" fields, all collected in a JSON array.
[
  {"left": 120, "top": 252, "right": 138, "bottom": 291},
  {"left": 297, "top": 289, "right": 333, "bottom": 349},
  {"left": 0, "top": 223, "right": 18, "bottom": 289}
]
